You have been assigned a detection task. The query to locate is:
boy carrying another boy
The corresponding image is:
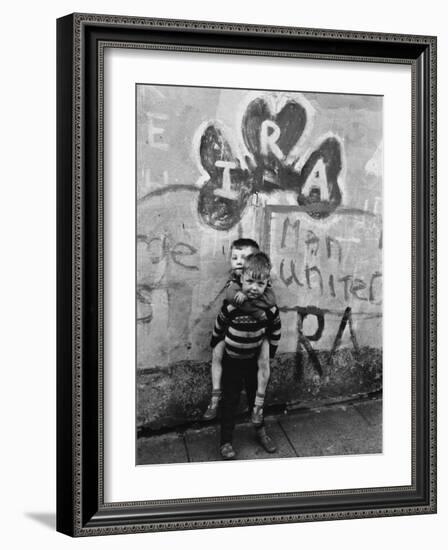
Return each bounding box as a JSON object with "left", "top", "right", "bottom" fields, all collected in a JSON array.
[
  {"left": 203, "top": 239, "right": 276, "bottom": 426},
  {"left": 210, "top": 251, "right": 282, "bottom": 459}
]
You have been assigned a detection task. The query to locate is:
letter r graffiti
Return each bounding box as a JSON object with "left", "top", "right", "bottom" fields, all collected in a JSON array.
[{"left": 260, "top": 120, "right": 284, "bottom": 161}]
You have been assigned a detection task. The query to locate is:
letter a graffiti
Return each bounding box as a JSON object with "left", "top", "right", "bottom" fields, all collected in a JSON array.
[{"left": 328, "top": 307, "right": 360, "bottom": 364}]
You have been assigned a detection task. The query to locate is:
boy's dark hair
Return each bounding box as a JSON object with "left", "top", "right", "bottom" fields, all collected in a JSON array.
[
  {"left": 242, "top": 252, "right": 272, "bottom": 280},
  {"left": 231, "top": 238, "right": 259, "bottom": 250}
]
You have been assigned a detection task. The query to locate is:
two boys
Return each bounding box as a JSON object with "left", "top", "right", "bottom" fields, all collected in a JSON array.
[{"left": 205, "top": 239, "right": 281, "bottom": 460}]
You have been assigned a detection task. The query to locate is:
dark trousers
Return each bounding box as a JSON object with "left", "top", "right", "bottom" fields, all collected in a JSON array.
[{"left": 220, "top": 353, "right": 262, "bottom": 445}]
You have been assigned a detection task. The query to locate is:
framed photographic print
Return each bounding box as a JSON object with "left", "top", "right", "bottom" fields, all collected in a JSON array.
[{"left": 57, "top": 13, "right": 437, "bottom": 536}]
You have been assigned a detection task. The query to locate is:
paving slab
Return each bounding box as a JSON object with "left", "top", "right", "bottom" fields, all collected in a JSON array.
[
  {"left": 279, "top": 410, "right": 349, "bottom": 457},
  {"left": 184, "top": 425, "right": 221, "bottom": 463},
  {"left": 137, "top": 431, "right": 188, "bottom": 465},
  {"left": 353, "top": 399, "right": 383, "bottom": 427},
  {"left": 229, "top": 419, "right": 296, "bottom": 461},
  {"left": 279, "top": 405, "right": 381, "bottom": 457},
  {"left": 341, "top": 431, "right": 382, "bottom": 455}
]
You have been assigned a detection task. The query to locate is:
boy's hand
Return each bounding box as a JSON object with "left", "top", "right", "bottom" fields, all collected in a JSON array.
[{"left": 234, "top": 291, "right": 247, "bottom": 305}]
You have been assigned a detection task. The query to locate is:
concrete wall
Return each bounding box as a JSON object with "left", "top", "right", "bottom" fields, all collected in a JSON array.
[{"left": 136, "top": 85, "right": 383, "bottom": 429}]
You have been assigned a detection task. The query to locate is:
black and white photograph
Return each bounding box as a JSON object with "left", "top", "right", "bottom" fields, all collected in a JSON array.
[
  {"left": 136, "top": 85, "right": 383, "bottom": 464},
  {"left": 1, "top": 0, "right": 441, "bottom": 546}
]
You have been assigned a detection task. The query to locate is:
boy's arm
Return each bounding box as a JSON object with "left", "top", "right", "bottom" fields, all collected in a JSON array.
[
  {"left": 237, "top": 286, "right": 276, "bottom": 315},
  {"left": 224, "top": 280, "right": 243, "bottom": 303},
  {"left": 266, "top": 306, "right": 281, "bottom": 358},
  {"left": 210, "top": 302, "right": 231, "bottom": 348},
  {"left": 263, "top": 286, "right": 276, "bottom": 307},
  {"left": 251, "top": 286, "right": 276, "bottom": 310}
]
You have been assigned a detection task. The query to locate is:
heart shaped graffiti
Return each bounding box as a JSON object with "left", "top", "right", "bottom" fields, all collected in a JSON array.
[{"left": 196, "top": 93, "right": 344, "bottom": 230}]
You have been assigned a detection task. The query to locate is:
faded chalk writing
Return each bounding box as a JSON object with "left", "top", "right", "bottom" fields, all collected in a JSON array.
[
  {"left": 147, "top": 112, "right": 169, "bottom": 150},
  {"left": 281, "top": 218, "right": 300, "bottom": 249},
  {"left": 268, "top": 207, "right": 382, "bottom": 306},
  {"left": 137, "top": 234, "right": 199, "bottom": 271}
]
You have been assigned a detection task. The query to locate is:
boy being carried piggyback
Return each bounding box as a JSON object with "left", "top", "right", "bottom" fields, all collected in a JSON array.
[
  {"left": 203, "top": 239, "right": 275, "bottom": 426},
  {"left": 206, "top": 243, "right": 282, "bottom": 459}
]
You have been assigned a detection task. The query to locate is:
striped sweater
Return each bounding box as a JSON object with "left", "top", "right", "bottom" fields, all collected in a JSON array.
[{"left": 211, "top": 301, "right": 281, "bottom": 360}]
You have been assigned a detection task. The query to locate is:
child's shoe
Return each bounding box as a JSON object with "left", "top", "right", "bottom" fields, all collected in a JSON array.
[
  {"left": 256, "top": 427, "right": 277, "bottom": 453},
  {"left": 203, "top": 401, "right": 219, "bottom": 420},
  {"left": 220, "top": 443, "right": 236, "bottom": 460},
  {"left": 251, "top": 405, "right": 264, "bottom": 427},
  {"left": 202, "top": 391, "right": 221, "bottom": 420}
]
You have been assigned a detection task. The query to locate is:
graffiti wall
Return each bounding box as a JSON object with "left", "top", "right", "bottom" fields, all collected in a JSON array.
[{"left": 136, "top": 85, "right": 382, "bottom": 423}]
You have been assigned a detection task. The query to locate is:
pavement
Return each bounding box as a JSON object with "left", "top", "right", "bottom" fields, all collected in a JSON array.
[{"left": 137, "top": 395, "right": 382, "bottom": 464}]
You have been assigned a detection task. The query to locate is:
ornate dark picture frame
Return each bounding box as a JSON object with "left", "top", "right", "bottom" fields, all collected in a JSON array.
[{"left": 57, "top": 13, "right": 437, "bottom": 536}]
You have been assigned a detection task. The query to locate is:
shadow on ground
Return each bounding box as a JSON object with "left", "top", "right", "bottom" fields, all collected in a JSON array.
[{"left": 25, "top": 512, "right": 56, "bottom": 530}]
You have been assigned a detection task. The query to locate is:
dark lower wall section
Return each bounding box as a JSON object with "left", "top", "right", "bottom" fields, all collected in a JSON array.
[{"left": 137, "top": 347, "right": 382, "bottom": 430}]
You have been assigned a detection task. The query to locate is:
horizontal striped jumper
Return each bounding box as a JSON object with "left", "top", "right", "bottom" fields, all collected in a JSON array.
[{"left": 211, "top": 301, "right": 281, "bottom": 360}]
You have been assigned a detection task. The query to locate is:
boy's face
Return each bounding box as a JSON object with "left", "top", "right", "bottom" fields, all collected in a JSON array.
[
  {"left": 241, "top": 271, "right": 268, "bottom": 300},
  {"left": 230, "top": 246, "right": 256, "bottom": 274}
]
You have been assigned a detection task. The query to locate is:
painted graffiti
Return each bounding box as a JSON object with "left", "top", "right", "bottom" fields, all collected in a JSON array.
[
  {"left": 286, "top": 305, "right": 362, "bottom": 376},
  {"left": 279, "top": 260, "right": 382, "bottom": 304},
  {"left": 266, "top": 204, "right": 382, "bottom": 373},
  {"left": 196, "top": 93, "right": 344, "bottom": 230},
  {"left": 267, "top": 207, "right": 382, "bottom": 308},
  {"left": 137, "top": 233, "right": 199, "bottom": 271}
]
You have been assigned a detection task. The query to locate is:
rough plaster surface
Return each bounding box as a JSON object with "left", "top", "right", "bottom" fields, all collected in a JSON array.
[{"left": 137, "top": 347, "right": 382, "bottom": 429}]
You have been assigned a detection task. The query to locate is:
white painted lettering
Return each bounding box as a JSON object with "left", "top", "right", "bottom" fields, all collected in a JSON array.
[
  {"left": 213, "top": 161, "right": 239, "bottom": 200},
  {"left": 147, "top": 112, "right": 169, "bottom": 150},
  {"left": 260, "top": 120, "right": 284, "bottom": 161},
  {"left": 302, "top": 158, "right": 329, "bottom": 201}
]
